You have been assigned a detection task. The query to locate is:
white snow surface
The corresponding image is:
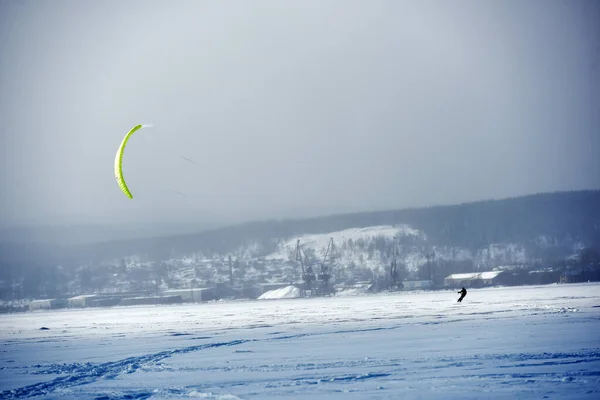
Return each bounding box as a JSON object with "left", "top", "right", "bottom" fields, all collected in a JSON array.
[
  {"left": 1, "top": 283, "right": 599, "bottom": 399},
  {"left": 257, "top": 286, "right": 301, "bottom": 300}
]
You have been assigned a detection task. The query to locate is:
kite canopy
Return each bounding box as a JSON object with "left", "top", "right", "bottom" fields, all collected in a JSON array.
[{"left": 114, "top": 124, "right": 149, "bottom": 199}]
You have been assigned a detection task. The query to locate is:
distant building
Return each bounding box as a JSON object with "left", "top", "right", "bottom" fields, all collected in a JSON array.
[
  {"left": 560, "top": 266, "right": 600, "bottom": 283},
  {"left": 161, "top": 287, "right": 216, "bottom": 302},
  {"left": 444, "top": 271, "right": 509, "bottom": 288},
  {"left": 528, "top": 269, "right": 558, "bottom": 285},
  {"left": 120, "top": 295, "right": 182, "bottom": 306},
  {"left": 29, "top": 299, "right": 68, "bottom": 311},
  {"left": 68, "top": 294, "right": 98, "bottom": 308}
]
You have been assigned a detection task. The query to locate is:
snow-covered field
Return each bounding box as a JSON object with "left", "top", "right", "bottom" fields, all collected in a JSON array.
[{"left": 1, "top": 283, "right": 599, "bottom": 399}]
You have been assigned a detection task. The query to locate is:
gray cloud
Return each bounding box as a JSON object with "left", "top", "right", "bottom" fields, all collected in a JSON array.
[{"left": 1, "top": 0, "right": 598, "bottom": 231}]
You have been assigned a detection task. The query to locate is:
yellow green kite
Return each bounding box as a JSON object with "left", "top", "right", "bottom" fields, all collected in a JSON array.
[{"left": 114, "top": 124, "right": 150, "bottom": 199}]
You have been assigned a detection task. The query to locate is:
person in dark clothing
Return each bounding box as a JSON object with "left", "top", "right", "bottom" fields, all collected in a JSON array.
[{"left": 457, "top": 287, "right": 467, "bottom": 302}]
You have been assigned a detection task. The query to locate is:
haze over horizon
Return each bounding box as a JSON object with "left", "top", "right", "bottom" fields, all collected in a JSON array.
[{"left": 1, "top": 0, "right": 599, "bottom": 233}]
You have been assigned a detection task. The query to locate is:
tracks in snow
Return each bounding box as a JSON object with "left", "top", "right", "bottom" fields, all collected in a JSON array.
[{"left": 1, "top": 339, "right": 249, "bottom": 399}]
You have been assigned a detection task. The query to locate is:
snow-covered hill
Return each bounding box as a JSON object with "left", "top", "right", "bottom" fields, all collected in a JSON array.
[{"left": 265, "top": 225, "right": 422, "bottom": 261}]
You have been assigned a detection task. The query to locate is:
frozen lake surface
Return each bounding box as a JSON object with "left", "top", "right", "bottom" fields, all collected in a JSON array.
[{"left": 1, "top": 283, "right": 599, "bottom": 399}]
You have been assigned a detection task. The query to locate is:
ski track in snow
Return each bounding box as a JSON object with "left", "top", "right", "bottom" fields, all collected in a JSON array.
[
  {"left": 1, "top": 283, "right": 600, "bottom": 399},
  {"left": 0, "top": 340, "right": 249, "bottom": 399},
  {"left": 2, "top": 326, "right": 402, "bottom": 398}
]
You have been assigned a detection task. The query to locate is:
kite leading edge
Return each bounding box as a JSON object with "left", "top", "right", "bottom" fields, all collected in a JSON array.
[{"left": 114, "top": 124, "right": 150, "bottom": 199}]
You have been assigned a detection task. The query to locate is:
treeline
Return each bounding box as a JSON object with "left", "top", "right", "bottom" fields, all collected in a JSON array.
[{"left": 64, "top": 190, "right": 600, "bottom": 263}]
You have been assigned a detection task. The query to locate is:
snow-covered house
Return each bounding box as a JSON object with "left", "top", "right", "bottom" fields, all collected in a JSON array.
[{"left": 444, "top": 271, "right": 508, "bottom": 288}]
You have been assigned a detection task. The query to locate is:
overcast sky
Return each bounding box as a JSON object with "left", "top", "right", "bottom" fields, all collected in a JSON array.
[{"left": 1, "top": 0, "right": 599, "bottom": 231}]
